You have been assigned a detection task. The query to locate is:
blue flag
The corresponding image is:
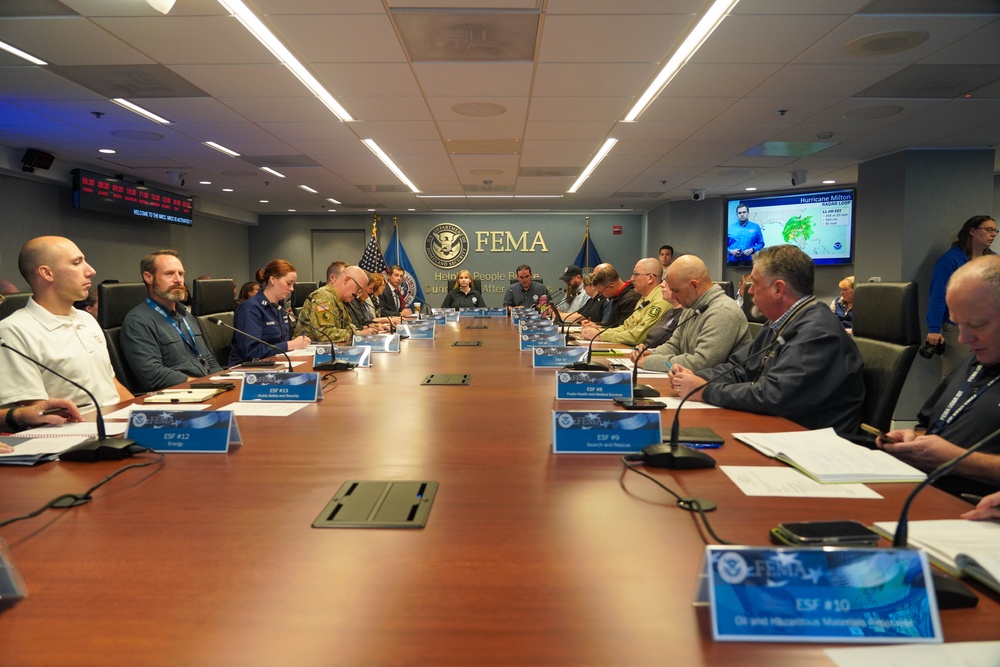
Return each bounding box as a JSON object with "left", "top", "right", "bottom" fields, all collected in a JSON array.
[
  {"left": 573, "top": 231, "right": 603, "bottom": 273},
  {"left": 384, "top": 224, "right": 426, "bottom": 307}
]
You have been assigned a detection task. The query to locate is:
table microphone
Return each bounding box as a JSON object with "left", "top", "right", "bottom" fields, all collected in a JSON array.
[
  {"left": 632, "top": 304, "right": 709, "bottom": 398},
  {"left": 564, "top": 322, "right": 615, "bottom": 371},
  {"left": 632, "top": 330, "right": 798, "bottom": 472},
  {"left": 212, "top": 319, "right": 293, "bottom": 371},
  {"left": 0, "top": 340, "right": 141, "bottom": 469},
  {"left": 288, "top": 319, "right": 355, "bottom": 371}
]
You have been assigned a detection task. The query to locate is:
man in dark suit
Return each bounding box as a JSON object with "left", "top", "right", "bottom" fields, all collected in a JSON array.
[{"left": 379, "top": 265, "right": 411, "bottom": 318}]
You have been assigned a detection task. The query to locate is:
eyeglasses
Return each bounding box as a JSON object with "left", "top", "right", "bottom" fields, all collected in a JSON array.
[
  {"left": 976, "top": 226, "right": 999, "bottom": 235},
  {"left": 632, "top": 272, "right": 658, "bottom": 278},
  {"left": 347, "top": 275, "right": 365, "bottom": 298}
]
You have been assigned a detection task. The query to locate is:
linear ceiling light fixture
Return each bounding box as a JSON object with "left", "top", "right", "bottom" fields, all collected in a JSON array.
[
  {"left": 623, "top": 0, "right": 740, "bottom": 122},
  {"left": 326, "top": 197, "right": 342, "bottom": 205},
  {"left": 0, "top": 40, "right": 47, "bottom": 65},
  {"left": 298, "top": 185, "right": 318, "bottom": 194},
  {"left": 217, "top": 0, "right": 353, "bottom": 122},
  {"left": 110, "top": 98, "right": 171, "bottom": 124},
  {"left": 362, "top": 139, "right": 420, "bottom": 193},
  {"left": 567, "top": 138, "right": 618, "bottom": 194},
  {"left": 260, "top": 166, "right": 286, "bottom": 178},
  {"left": 204, "top": 141, "right": 240, "bottom": 157}
]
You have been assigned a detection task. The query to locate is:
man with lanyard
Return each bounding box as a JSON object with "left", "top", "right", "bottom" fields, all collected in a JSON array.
[
  {"left": 879, "top": 255, "right": 1000, "bottom": 498},
  {"left": 121, "top": 249, "right": 223, "bottom": 392},
  {"left": 671, "top": 244, "right": 864, "bottom": 435},
  {"left": 502, "top": 264, "right": 548, "bottom": 309},
  {"left": 379, "top": 265, "right": 412, "bottom": 318}
]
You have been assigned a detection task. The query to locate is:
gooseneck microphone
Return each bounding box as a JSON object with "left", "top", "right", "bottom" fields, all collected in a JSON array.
[
  {"left": 213, "top": 319, "right": 293, "bottom": 371},
  {"left": 630, "top": 329, "right": 799, "bottom": 473},
  {"left": 0, "top": 340, "right": 141, "bottom": 468},
  {"left": 286, "top": 318, "right": 355, "bottom": 372},
  {"left": 893, "top": 425, "right": 1000, "bottom": 548},
  {"left": 564, "top": 322, "right": 614, "bottom": 371}
]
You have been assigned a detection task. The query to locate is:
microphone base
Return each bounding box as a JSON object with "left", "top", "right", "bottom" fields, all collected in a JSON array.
[
  {"left": 931, "top": 570, "right": 978, "bottom": 609},
  {"left": 59, "top": 436, "right": 138, "bottom": 463},
  {"left": 640, "top": 442, "right": 716, "bottom": 470},
  {"left": 633, "top": 383, "right": 660, "bottom": 398},
  {"left": 314, "top": 361, "right": 356, "bottom": 372},
  {"left": 563, "top": 362, "right": 608, "bottom": 371}
]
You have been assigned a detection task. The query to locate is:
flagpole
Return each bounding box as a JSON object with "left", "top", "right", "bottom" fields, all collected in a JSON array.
[
  {"left": 584, "top": 216, "right": 590, "bottom": 270},
  {"left": 393, "top": 216, "right": 399, "bottom": 261},
  {"left": 372, "top": 212, "right": 380, "bottom": 243}
]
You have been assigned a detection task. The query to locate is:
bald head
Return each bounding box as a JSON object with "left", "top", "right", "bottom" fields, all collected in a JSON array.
[
  {"left": 665, "top": 254, "right": 712, "bottom": 308},
  {"left": 17, "top": 236, "right": 96, "bottom": 313},
  {"left": 949, "top": 254, "right": 1000, "bottom": 305},
  {"left": 335, "top": 265, "right": 369, "bottom": 303},
  {"left": 631, "top": 258, "right": 663, "bottom": 297},
  {"left": 19, "top": 236, "right": 70, "bottom": 286}
]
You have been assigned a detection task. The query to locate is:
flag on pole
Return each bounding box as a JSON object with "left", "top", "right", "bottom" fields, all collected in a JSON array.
[
  {"left": 573, "top": 217, "right": 603, "bottom": 273},
  {"left": 384, "top": 217, "right": 426, "bottom": 307},
  {"left": 359, "top": 213, "right": 388, "bottom": 274}
]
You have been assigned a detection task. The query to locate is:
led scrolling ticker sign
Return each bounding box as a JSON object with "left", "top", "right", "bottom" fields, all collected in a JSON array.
[{"left": 72, "top": 168, "right": 194, "bottom": 226}]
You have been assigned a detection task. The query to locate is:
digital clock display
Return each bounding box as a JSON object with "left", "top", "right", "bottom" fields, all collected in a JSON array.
[{"left": 72, "top": 169, "right": 193, "bottom": 226}]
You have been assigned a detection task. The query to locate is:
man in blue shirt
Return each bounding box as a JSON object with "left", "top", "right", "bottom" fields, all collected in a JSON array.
[{"left": 728, "top": 203, "right": 765, "bottom": 265}]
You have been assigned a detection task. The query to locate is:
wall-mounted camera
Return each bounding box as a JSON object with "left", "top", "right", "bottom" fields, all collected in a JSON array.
[
  {"left": 790, "top": 170, "right": 808, "bottom": 186},
  {"left": 691, "top": 189, "right": 706, "bottom": 201}
]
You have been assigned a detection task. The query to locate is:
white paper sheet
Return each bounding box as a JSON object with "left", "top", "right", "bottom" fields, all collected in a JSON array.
[
  {"left": 721, "top": 466, "right": 883, "bottom": 499},
  {"left": 826, "top": 641, "right": 1000, "bottom": 667}
]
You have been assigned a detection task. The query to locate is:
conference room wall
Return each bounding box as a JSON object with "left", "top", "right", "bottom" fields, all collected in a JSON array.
[
  {"left": 249, "top": 213, "right": 642, "bottom": 301},
  {"left": 0, "top": 174, "right": 250, "bottom": 290}
]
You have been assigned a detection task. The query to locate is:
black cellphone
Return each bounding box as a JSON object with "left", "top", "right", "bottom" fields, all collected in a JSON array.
[
  {"left": 239, "top": 361, "right": 278, "bottom": 368},
  {"left": 190, "top": 382, "right": 235, "bottom": 391},
  {"left": 773, "top": 520, "right": 880, "bottom": 546},
  {"left": 614, "top": 398, "right": 667, "bottom": 410}
]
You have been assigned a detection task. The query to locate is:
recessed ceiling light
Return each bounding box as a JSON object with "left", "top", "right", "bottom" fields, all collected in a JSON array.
[
  {"left": 745, "top": 187, "right": 757, "bottom": 191},
  {"left": 222, "top": 188, "right": 234, "bottom": 192},
  {"left": 259, "top": 200, "right": 269, "bottom": 203},
  {"left": 288, "top": 209, "right": 296, "bottom": 212},
  {"left": 843, "top": 30, "right": 928, "bottom": 57},
  {"left": 260, "top": 166, "right": 286, "bottom": 178},
  {"left": 326, "top": 197, "right": 341, "bottom": 205},
  {"left": 298, "top": 185, "right": 318, "bottom": 194},
  {"left": 822, "top": 180, "right": 837, "bottom": 184},
  {"left": 98, "top": 148, "right": 116, "bottom": 154},
  {"left": 199, "top": 181, "right": 212, "bottom": 185},
  {"left": 110, "top": 98, "right": 170, "bottom": 124},
  {"left": 407, "top": 208, "right": 416, "bottom": 212},
  {"left": 204, "top": 141, "right": 240, "bottom": 157},
  {"left": 0, "top": 39, "right": 46, "bottom": 65}
]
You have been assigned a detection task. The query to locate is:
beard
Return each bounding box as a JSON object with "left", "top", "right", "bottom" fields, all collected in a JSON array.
[{"left": 154, "top": 284, "right": 186, "bottom": 303}]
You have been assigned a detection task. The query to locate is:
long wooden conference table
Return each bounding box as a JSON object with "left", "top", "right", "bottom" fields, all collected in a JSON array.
[{"left": 0, "top": 316, "right": 996, "bottom": 666}]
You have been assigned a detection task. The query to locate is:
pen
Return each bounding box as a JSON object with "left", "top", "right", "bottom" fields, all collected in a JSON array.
[
  {"left": 961, "top": 493, "right": 984, "bottom": 505},
  {"left": 40, "top": 402, "right": 91, "bottom": 415}
]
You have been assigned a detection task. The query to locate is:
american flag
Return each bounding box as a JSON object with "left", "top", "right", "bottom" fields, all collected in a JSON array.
[{"left": 359, "top": 234, "right": 388, "bottom": 273}]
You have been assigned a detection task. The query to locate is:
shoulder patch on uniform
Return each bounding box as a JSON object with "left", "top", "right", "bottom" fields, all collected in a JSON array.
[
  {"left": 317, "top": 304, "right": 330, "bottom": 312},
  {"left": 648, "top": 306, "right": 662, "bottom": 318}
]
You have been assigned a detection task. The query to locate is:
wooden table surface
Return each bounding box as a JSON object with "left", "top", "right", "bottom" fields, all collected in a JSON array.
[{"left": 0, "top": 317, "right": 996, "bottom": 666}]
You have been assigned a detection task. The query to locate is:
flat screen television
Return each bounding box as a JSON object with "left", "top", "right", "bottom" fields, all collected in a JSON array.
[
  {"left": 725, "top": 189, "right": 855, "bottom": 266},
  {"left": 72, "top": 168, "right": 193, "bottom": 226}
]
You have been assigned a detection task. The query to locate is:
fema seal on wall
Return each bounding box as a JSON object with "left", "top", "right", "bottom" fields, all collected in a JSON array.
[{"left": 425, "top": 223, "right": 469, "bottom": 269}]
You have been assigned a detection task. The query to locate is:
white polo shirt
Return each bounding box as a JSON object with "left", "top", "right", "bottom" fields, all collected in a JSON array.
[{"left": 0, "top": 298, "right": 120, "bottom": 408}]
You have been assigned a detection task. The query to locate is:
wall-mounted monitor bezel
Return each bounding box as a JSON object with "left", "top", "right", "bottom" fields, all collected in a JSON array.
[{"left": 72, "top": 168, "right": 194, "bottom": 226}]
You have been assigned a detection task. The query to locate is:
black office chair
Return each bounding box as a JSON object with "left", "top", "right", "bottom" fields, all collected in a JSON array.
[
  {"left": 509, "top": 278, "right": 544, "bottom": 284},
  {"left": 851, "top": 282, "right": 920, "bottom": 436},
  {"left": 192, "top": 278, "right": 237, "bottom": 366},
  {"left": 0, "top": 292, "right": 31, "bottom": 321},
  {"left": 98, "top": 282, "right": 148, "bottom": 394},
  {"left": 293, "top": 282, "right": 319, "bottom": 309},
  {"left": 715, "top": 280, "right": 735, "bottom": 299}
]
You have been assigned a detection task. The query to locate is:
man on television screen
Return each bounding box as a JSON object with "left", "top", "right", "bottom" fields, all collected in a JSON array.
[{"left": 728, "top": 203, "right": 765, "bottom": 265}]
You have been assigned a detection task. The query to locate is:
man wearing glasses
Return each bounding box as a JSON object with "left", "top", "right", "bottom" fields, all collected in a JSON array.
[
  {"left": 295, "top": 265, "right": 376, "bottom": 343},
  {"left": 579, "top": 258, "right": 668, "bottom": 346}
]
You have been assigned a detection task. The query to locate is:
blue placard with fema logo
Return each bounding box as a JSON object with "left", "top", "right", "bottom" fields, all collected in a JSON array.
[
  {"left": 704, "top": 546, "right": 942, "bottom": 644},
  {"left": 126, "top": 409, "right": 242, "bottom": 453},
  {"left": 532, "top": 347, "right": 589, "bottom": 368},
  {"left": 458, "top": 308, "right": 487, "bottom": 318},
  {"left": 400, "top": 322, "right": 435, "bottom": 339},
  {"left": 556, "top": 370, "right": 633, "bottom": 400},
  {"left": 313, "top": 344, "right": 371, "bottom": 368},
  {"left": 484, "top": 307, "right": 507, "bottom": 317},
  {"left": 352, "top": 333, "right": 401, "bottom": 352},
  {"left": 240, "top": 371, "right": 321, "bottom": 402},
  {"left": 552, "top": 410, "right": 661, "bottom": 453},
  {"left": 520, "top": 332, "right": 565, "bottom": 350},
  {"left": 511, "top": 309, "right": 539, "bottom": 325},
  {"left": 519, "top": 321, "right": 558, "bottom": 334}
]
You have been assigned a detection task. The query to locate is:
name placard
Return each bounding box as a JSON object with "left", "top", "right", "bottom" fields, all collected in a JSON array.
[
  {"left": 512, "top": 309, "right": 539, "bottom": 324},
  {"left": 353, "top": 333, "right": 401, "bottom": 353},
  {"left": 532, "top": 346, "right": 589, "bottom": 368},
  {"left": 552, "top": 410, "right": 661, "bottom": 453},
  {"left": 520, "top": 332, "right": 566, "bottom": 350},
  {"left": 556, "top": 370, "right": 633, "bottom": 400},
  {"left": 126, "top": 409, "right": 242, "bottom": 453},
  {"left": 484, "top": 307, "right": 507, "bottom": 317},
  {"left": 519, "top": 322, "right": 558, "bottom": 334},
  {"left": 240, "top": 372, "right": 321, "bottom": 402},
  {"left": 458, "top": 308, "right": 487, "bottom": 318},
  {"left": 314, "top": 344, "right": 371, "bottom": 368},
  {"left": 401, "top": 322, "right": 435, "bottom": 339},
  {"left": 704, "top": 546, "right": 942, "bottom": 644}
]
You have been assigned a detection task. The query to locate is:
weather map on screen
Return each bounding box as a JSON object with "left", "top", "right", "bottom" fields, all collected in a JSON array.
[{"left": 726, "top": 189, "right": 855, "bottom": 266}]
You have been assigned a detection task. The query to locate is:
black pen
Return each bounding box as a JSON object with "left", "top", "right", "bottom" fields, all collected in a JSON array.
[
  {"left": 40, "top": 402, "right": 91, "bottom": 415},
  {"left": 961, "top": 493, "right": 984, "bottom": 505}
]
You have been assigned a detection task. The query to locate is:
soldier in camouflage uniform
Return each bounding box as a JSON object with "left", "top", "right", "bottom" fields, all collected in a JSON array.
[{"left": 294, "top": 265, "right": 374, "bottom": 343}]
